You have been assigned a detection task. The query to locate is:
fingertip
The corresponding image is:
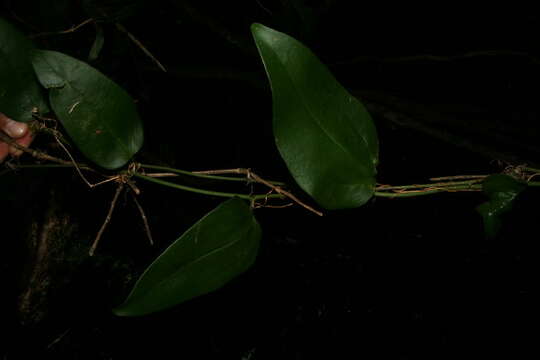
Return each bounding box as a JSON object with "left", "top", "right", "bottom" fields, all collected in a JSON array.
[
  {"left": 2, "top": 118, "right": 28, "bottom": 138},
  {"left": 8, "top": 132, "right": 33, "bottom": 157},
  {"left": 18, "top": 131, "right": 34, "bottom": 147}
]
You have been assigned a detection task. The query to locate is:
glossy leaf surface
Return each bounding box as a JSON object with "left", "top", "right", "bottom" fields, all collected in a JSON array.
[
  {"left": 251, "top": 23, "right": 378, "bottom": 209},
  {"left": 0, "top": 18, "right": 48, "bottom": 121},
  {"left": 476, "top": 174, "right": 526, "bottom": 238},
  {"left": 32, "top": 50, "right": 143, "bottom": 169},
  {"left": 114, "top": 198, "right": 261, "bottom": 316}
]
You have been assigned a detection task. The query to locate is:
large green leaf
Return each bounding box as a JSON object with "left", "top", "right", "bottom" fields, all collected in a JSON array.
[
  {"left": 251, "top": 23, "right": 378, "bottom": 210},
  {"left": 31, "top": 50, "right": 143, "bottom": 169},
  {"left": 0, "top": 18, "right": 49, "bottom": 122},
  {"left": 476, "top": 174, "right": 526, "bottom": 238},
  {"left": 113, "top": 198, "right": 261, "bottom": 316}
]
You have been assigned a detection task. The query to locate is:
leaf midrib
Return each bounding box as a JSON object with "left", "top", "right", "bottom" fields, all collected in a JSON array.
[
  {"left": 39, "top": 51, "right": 136, "bottom": 161},
  {"left": 132, "top": 219, "right": 256, "bottom": 301},
  {"left": 272, "top": 44, "right": 373, "bottom": 177}
]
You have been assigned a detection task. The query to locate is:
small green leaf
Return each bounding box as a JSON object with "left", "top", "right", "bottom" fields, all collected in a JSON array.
[
  {"left": 113, "top": 198, "right": 261, "bottom": 316},
  {"left": 31, "top": 50, "right": 143, "bottom": 169},
  {"left": 476, "top": 174, "right": 526, "bottom": 238},
  {"left": 0, "top": 18, "right": 49, "bottom": 121},
  {"left": 251, "top": 23, "right": 378, "bottom": 210},
  {"left": 88, "top": 24, "right": 105, "bottom": 62}
]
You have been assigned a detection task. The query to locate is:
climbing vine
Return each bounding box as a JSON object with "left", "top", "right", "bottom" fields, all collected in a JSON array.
[{"left": 1, "top": 17, "right": 539, "bottom": 317}]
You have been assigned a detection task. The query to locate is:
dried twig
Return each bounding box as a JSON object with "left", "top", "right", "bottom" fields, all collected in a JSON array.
[
  {"left": 30, "top": 18, "right": 95, "bottom": 38},
  {"left": 130, "top": 191, "right": 154, "bottom": 245},
  {"left": 89, "top": 182, "right": 124, "bottom": 256},
  {"left": 194, "top": 168, "right": 323, "bottom": 216},
  {"left": 53, "top": 135, "right": 97, "bottom": 188},
  {"left": 429, "top": 175, "right": 488, "bottom": 181},
  {"left": 0, "top": 131, "right": 73, "bottom": 166},
  {"left": 143, "top": 172, "right": 179, "bottom": 178},
  {"left": 115, "top": 22, "right": 167, "bottom": 72}
]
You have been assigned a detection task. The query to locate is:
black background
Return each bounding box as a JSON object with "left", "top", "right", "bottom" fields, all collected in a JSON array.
[{"left": 1, "top": 1, "right": 538, "bottom": 359}]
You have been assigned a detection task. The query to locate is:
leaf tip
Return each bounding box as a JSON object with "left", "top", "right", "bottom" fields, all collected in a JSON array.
[
  {"left": 111, "top": 302, "right": 142, "bottom": 317},
  {"left": 250, "top": 22, "right": 266, "bottom": 34},
  {"left": 111, "top": 305, "right": 129, "bottom": 317}
]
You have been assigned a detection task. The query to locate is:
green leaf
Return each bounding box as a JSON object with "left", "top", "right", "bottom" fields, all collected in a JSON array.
[
  {"left": 31, "top": 50, "right": 143, "bottom": 170},
  {"left": 476, "top": 174, "right": 526, "bottom": 238},
  {"left": 0, "top": 18, "right": 49, "bottom": 122},
  {"left": 88, "top": 24, "right": 105, "bottom": 62},
  {"left": 251, "top": 23, "right": 378, "bottom": 210},
  {"left": 113, "top": 198, "right": 261, "bottom": 316}
]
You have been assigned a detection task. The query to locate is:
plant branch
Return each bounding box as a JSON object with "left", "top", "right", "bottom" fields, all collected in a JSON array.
[
  {"left": 30, "top": 18, "right": 95, "bottom": 38},
  {"left": 375, "top": 184, "right": 483, "bottom": 198},
  {"left": 140, "top": 163, "right": 285, "bottom": 185},
  {"left": 115, "top": 23, "right": 167, "bottom": 72},
  {"left": 130, "top": 191, "right": 154, "bottom": 245},
  {"left": 429, "top": 175, "right": 488, "bottom": 181},
  {"left": 192, "top": 168, "right": 323, "bottom": 216},
  {"left": 374, "top": 189, "right": 444, "bottom": 198},
  {"left": 376, "top": 179, "right": 484, "bottom": 191},
  {"left": 89, "top": 182, "right": 124, "bottom": 256},
  {"left": 54, "top": 135, "right": 97, "bottom": 188},
  {"left": 0, "top": 131, "right": 75, "bottom": 166},
  {"left": 133, "top": 173, "right": 283, "bottom": 202}
]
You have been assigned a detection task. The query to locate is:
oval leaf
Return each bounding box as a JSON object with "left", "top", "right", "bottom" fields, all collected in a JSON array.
[
  {"left": 251, "top": 23, "right": 378, "bottom": 210},
  {"left": 476, "top": 174, "right": 526, "bottom": 238},
  {"left": 0, "top": 18, "right": 49, "bottom": 121},
  {"left": 113, "top": 198, "right": 261, "bottom": 316},
  {"left": 31, "top": 50, "right": 143, "bottom": 169}
]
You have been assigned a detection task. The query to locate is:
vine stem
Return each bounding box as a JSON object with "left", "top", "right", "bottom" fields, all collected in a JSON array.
[
  {"left": 0, "top": 131, "right": 76, "bottom": 166},
  {"left": 133, "top": 173, "right": 284, "bottom": 202},
  {"left": 29, "top": 18, "right": 95, "bottom": 38},
  {"left": 376, "top": 179, "right": 483, "bottom": 191},
  {"left": 429, "top": 175, "right": 487, "bottom": 181},
  {"left": 4, "top": 131, "right": 539, "bottom": 206},
  {"left": 374, "top": 186, "right": 482, "bottom": 198},
  {"left": 191, "top": 168, "right": 323, "bottom": 216},
  {"left": 139, "top": 163, "right": 285, "bottom": 185},
  {"left": 521, "top": 166, "right": 540, "bottom": 173}
]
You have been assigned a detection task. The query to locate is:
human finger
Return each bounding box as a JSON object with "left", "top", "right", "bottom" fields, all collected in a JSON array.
[
  {"left": 0, "top": 112, "right": 29, "bottom": 139},
  {"left": 9, "top": 131, "right": 34, "bottom": 157}
]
